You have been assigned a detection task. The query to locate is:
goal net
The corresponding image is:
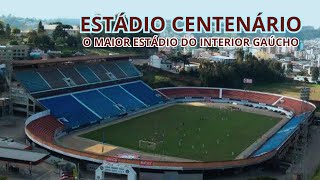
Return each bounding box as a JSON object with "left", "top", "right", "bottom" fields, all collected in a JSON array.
[{"left": 139, "top": 140, "right": 156, "bottom": 151}]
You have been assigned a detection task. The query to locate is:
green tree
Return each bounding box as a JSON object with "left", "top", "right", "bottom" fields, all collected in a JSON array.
[
  {"left": 9, "top": 40, "right": 18, "bottom": 45},
  {"left": 66, "top": 35, "right": 79, "bottom": 48},
  {"left": 286, "top": 63, "right": 293, "bottom": 74},
  {"left": 62, "top": 24, "right": 73, "bottom": 30},
  {"left": 169, "top": 51, "right": 191, "bottom": 69},
  {"left": 178, "top": 52, "right": 191, "bottom": 69},
  {"left": 0, "top": 21, "right": 5, "bottom": 36},
  {"left": 0, "top": 21, "right": 3, "bottom": 30},
  {"left": 27, "top": 30, "right": 55, "bottom": 51},
  {"left": 311, "top": 67, "right": 319, "bottom": 82},
  {"left": 5, "top": 24, "right": 11, "bottom": 37},
  {"left": 27, "top": 30, "right": 38, "bottom": 44},
  {"left": 235, "top": 48, "right": 244, "bottom": 62},
  {"left": 55, "top": 37, "right": 67, "bottom": 50},
  {"left": 12, "top": 28, "right": 21, "bottom": 34},
  {"left": 52, "top": 23, "right": 71, "bottom": 40},
  {"left": 49, "top": 22, "right": 62, "bottom": 25},
  {"left": 36, "top": 35, "right": 55, "bottom": 50},
  {"left": 37, "top": 21, "right": 45, "bottom": 33},
  {"left": 199, "top": 61, "right": 213, "bottom": 87},
  {"left": 0, "top": 176, "right": 8, "bottom": 180},
  {"left": 244, "top": 52, "right": 254, "bottom": 62},
  {"left": 198, "top": 56, "right": 285, "bottom": 88}
]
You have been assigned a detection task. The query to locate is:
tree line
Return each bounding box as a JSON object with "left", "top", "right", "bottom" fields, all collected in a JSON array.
[
  {"left": 0, "top": 21, "right": 20, "bottom": 38},
  {"left": 1, "top": 19, "right": 159, "bottom": 57},
  {"left": 0, "top": 20, "right": 82, "bottom": 56},
  {"left": 26, "top": 21, "right": 82, "bottom": 53},
  {"left": 197, "top": 49, "right": 285, "bottom": 88}
]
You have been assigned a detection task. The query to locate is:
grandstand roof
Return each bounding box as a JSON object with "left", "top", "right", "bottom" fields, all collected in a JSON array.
[
  {"left": 13, "top": 54, "right": 137, "bottom": 67},
  {"left": 0, "top": 147, "right": 49, "bottom": 165},
  {"left": 0, "top": 138, "right": 30, "bottom": 149}
]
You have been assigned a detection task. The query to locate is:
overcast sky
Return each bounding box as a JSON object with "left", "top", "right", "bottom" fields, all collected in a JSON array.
[{"left": 1, "top": 0, "right": 319, "bottom": 27}]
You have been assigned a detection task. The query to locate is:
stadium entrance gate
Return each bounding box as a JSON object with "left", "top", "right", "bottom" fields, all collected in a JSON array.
[{"left": 95, "top": 162, "right": 137, "bottom": 180}]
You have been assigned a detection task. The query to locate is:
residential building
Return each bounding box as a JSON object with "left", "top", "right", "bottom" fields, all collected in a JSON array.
[
  {"left": 210, "top": 56, "right": 236, "bottom": 64},
  {"left": 0, "top": 45, "right": 29, "bottom": 60},
  {"left": 149, "top": 55, "right": 172, "bottom": 70},
  {"left": 0, "top": 46, "right": 13, "bottom": 61}
]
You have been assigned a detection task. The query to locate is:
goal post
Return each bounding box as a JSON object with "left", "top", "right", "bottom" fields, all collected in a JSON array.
[{"left": 139, "top": 140, "right": 156, "bottom": 151}]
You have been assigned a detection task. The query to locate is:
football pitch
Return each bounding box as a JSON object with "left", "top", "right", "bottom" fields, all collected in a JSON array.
[{"left": 81, "top": 104, "right": 280, "bottom": 161}]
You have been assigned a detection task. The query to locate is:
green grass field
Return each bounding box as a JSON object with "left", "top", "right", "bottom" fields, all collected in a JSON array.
[{"left": 81, "top": 104, "right": 280, "bottom": 161}]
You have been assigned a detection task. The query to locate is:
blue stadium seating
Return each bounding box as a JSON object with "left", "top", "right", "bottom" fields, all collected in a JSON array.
[
  {"left": 58, "top": 67, "right": 87, "bottom": 85},
  {"left": 116, "top": 61, "right": 141, "bottom": 77},
  {"left": 15, "top": 71, "right": 51, "bottom": 92},
  {"left": 37, "top": 80, "right": 166, "bottom": 129},
  {"left": 39, "top": 95, "right": 100, "bottom": 128},
  {"left": 99, "top": 86, "right": 146, "bottom": 111},
  {"left": 73, "top": 90, "right": 123, "bottom": 118},
  {"left": 75, "top": 65, "right": 101, "bottom": 83},
  {"left": 101, "top": 62, "right": 127, "bottom": 79},
  {"left": 121, "top": 81, "right": 165, "bottom": 106},
  {"left": 38, "top": 69, "right": 68, "bottom": 89},
  {"left": 88, "top": 64, "right": 111, "bottom": 81},
  {"left": 15, "top": 61, "right": 143, "bottom": 93},
  {"left": 252, "top": 112, "right": 311, "bottom": 157}
]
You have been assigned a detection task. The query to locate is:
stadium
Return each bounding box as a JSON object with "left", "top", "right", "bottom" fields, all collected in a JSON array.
[{"left": 9, "top": 55, "right": 316, "bottom": 179}]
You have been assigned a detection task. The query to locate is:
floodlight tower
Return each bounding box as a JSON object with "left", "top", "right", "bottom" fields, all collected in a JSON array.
[{"left": 290, "top": 87, "right": 310, "bottom": 180}]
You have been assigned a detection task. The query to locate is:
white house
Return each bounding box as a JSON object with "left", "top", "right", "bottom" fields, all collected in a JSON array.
[
  {"left": 149, "top": 55, "right": 172, "bottom": 70},
  {"left": 184, "top": 63, "right": 199, "bottom": 72},
  {"left": 210, "top": 56, "right": 236, "bottom": 64},
  {"left": 293, "top": 75, "right": 318, "bottom": 83},
  {"left": 192, "top": 48, "right": 211, "bottom": 59}
]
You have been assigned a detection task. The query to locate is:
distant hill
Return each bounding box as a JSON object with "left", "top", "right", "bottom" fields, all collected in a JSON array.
[{"left": 0, "top": 15, "right": 79, "bottom": 30}]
